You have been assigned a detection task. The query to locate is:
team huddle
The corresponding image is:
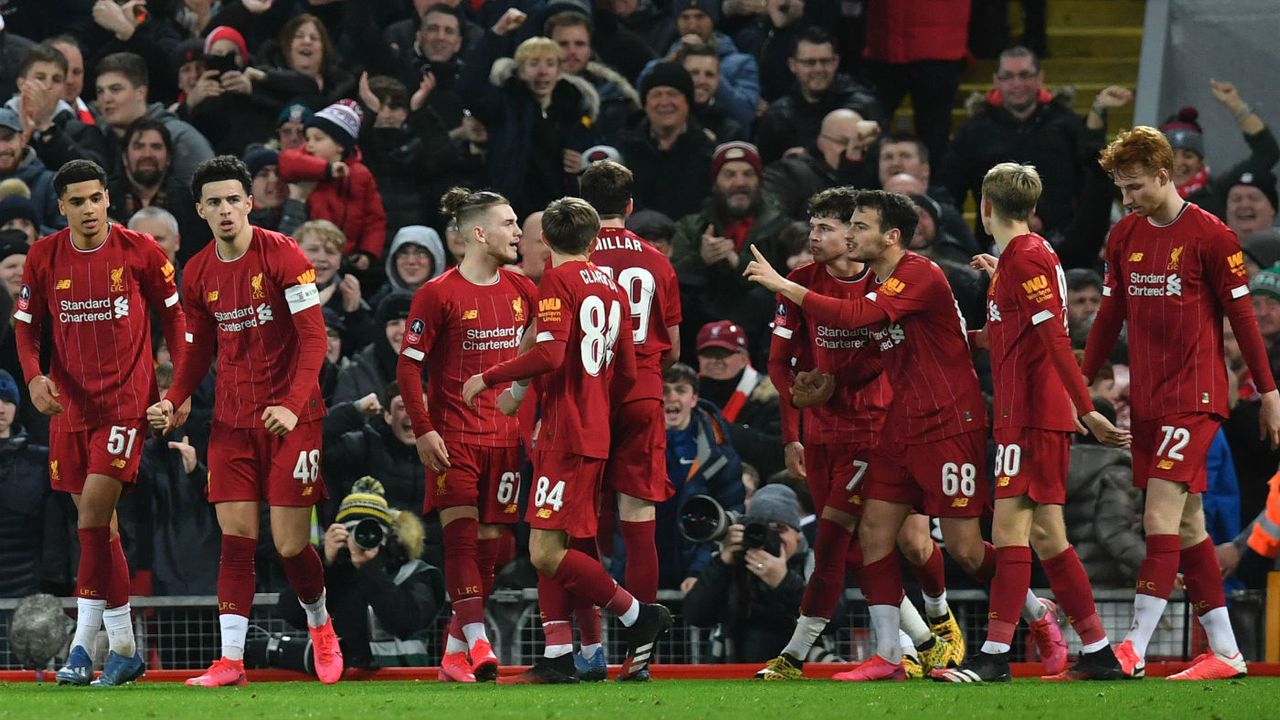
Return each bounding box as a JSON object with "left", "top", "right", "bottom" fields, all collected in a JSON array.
[{"left": 15, "top": 124, "right": 1274, "bottom": 687}]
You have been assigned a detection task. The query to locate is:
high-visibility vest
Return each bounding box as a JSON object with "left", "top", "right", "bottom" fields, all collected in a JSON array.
[{"left": 1248, "top": 471, "right": 1280, "bottom": 559}]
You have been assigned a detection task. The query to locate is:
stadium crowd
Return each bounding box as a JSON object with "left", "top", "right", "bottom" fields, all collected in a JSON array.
[{"left": 1, "top": 0, "right": 1279, "bottom": 671}]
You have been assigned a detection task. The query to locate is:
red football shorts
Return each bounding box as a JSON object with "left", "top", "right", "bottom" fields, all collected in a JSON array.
[
  {"left": 992, "top": 427, "right": 1071, "bottom": 505},
  {"left": 48, "top": 420, "right": 147, "bottom": 492},
  {"left": 805, "top": 442, "right": 874, "bottom": 518},
  {"left": 527, "top": 448, "right": 605, "bottom": 539},
  {"left": 426, "top": 443, "right": 522, "bottom": 524},
  {"left": 1130, "top": 412, "right": 1221, "bottom": 494},
  {"left": 604, "top": 398, "right": 673, "bottom": 503},
  {"left": 207, "top": 420, "right": 327, "bottom": 506},
  {"left": 862, "top": 430, "right": 989, "bottom": 518}
]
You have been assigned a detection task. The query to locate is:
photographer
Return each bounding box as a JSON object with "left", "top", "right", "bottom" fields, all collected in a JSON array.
[
  {"left": 271, "top": 478, "right": 446, "bottom": 670},
  {"left": 682, "top": 483, "right": 811, "bottom": 663}
]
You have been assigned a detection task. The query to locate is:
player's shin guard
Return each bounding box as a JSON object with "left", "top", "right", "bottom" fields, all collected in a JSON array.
[
  {"left": 984, "top": 546, "right": 1031, "bottom": 653},
  {"left": 443, "top": 518, "right": 487, "bottom": 646},
  {"left": 1041, "top": 546, "right": 1108, "bottom": 650},
  {"left": 1179, "top": 537, "right": 1239, "bottom": 657},
  {"left": 217, "top": 534, "right": 257, "bottom": 661},
  {"left": 619, "top": 520, "right": 659, "bottom": 604},
  {"left": 537, "top": 573, "right": 575, "bottom": 657},
  {"left": 1128, "top": 534, "right": 1180, "bottom": 657},
  {"left": 73, "top": 527, "right": 112, "bottom": 653},
  {"left": 552, "top": 549, "right": 640, "bottom": 625},
  {"left": 860, "top": 553, "right": 905, "bottom": 662}
]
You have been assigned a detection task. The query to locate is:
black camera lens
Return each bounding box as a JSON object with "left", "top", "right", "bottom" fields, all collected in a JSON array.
[
  {"left": 742, "top": 520, "right": 770, "bottom": 549},
  {"left": 351, "top": 518, "right": 385, "bottom": 550}
]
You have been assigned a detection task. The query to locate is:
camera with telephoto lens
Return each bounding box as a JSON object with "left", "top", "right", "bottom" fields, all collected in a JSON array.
[
  {"left": 344, "top": 518, "right": 387, "bottom": 550},
  {"left": 679, "top": 494, "right": 781, "bottom": 557}
]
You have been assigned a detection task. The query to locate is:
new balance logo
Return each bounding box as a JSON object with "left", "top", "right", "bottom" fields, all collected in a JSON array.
[{"left": 56, "top": 279, "right": 72, "bottom": 290}]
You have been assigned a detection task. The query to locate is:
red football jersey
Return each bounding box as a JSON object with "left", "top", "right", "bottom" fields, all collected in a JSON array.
[
  {"left": 14, "top": 224, "right": 183, "bottom": 430},
  {"left": 863, "top": 252, "right": 987, "bottom": 443},
  {"left": 986, "top": 233, "right": 1082, "bottom": 431},
  {"left": 589, "top": 227, "right": 681, "bottom": 402},
  {"left": 532, "top": 260, "right": 632, "bottom": 459},
  {"left": 772, "top": 262, "right": 889, "bottom": 446},
  {"left": 168, "top": 227, "right": 326, "bottom": 428},
  {"left": 398, "top": 267, "right": 537, "bottom": 446},
  {"left": 1096, "top": 204, "right": 1251, "bottom": 420}
]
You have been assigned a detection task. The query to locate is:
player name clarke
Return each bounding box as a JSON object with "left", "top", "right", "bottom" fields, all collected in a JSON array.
[{"left": 464, "top": 326, "right": 522, "bottom": 351}]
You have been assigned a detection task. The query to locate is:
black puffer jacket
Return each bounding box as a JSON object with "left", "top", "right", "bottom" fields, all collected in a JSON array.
[
  {"left": 1064, "top": 444, "right": 1146, "bottom": 589},
  {"left": 322, "top": 404, "right": 426, "bottom": 516},
  {"left": 0, "top": 429, "right": 51, "bottom": 598},
  {"left": 683, "top": 548, "right": 810, "bottom": 663},
  {"left": 753, "top": 74, "right": 884, "bottom": 164},
  {"left": 617, "top": 119, "right": 716, "bottom": 221}
]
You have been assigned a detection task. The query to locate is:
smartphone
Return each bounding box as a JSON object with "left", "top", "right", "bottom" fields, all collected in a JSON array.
[
  {"left": 116, "top": 0, "right": 149, "bottom": 24},
  {"left": 203, "top": 53, "right": 238, "bottom": 74}
]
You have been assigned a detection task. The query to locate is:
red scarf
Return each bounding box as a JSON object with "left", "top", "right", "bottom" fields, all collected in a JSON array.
[
  {"left": 720, "top": 366, "right": 759, "bottom": 422},
  {"left": 723, "top": 217, "right": 755, "bottom": 252},
  {"left": 1177, "top": 165, "right": 1211, "bottom": 199}
]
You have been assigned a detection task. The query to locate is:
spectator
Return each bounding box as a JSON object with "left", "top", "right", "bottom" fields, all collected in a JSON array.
[
  {"left": 671, "top": 142, "right": 790, "bottom": 340},
  {"left": 323, "top": 383, "right": 426, "bottom": 514},
  {"left": 48, "top": 36, "right": 94, "bottom": 127},
  {"left": 373, "top": 225, "right": 447, "bottom": 307},
  {"left": 356, "top": 74, "right": 461, "bottom": 237},
  {"left": 861, "top": 0, "right": 971, "bottom": 163},
  {"left": 273, "top": 103, "right": 313, "bottom": 152},
  {"left": 905, "top": 192, "right": 986, "bottom": 329},
  {"left": 682, "top": 483, "right": 809, "bottom": 662},
  {"left": 167, "top": 38, "right": 204, "bottom": 112},
  {"left": 577, "top": 1, "right": 658, "bottom": 84},
  {"left": 321, "top": 307, "right": 351, "bottom": 403},
  {"left": 296, "top": 219, "right": 375, "bottom": 358},
  {"left": 0, "top": 368, "right": 51, "bottom": 599},
  {"left": 0, "top": 195, "right": 40, "bottom": 245},
  {"left": 275, "top": 478, "right": 445, "bottom": 669},
  {"left": 683, "top": 44, "right": 745, "bottom": 144},
  {"left": 641, "top": 0, "right": 759, "bottom": 134},
  {"left": 630, "top": 363, "right": 745, "bottom": 591},
  {"left": 547, "top": 11, "right": 642, "bottom": 146},
  {"left": 627, "top": 208, "right": 676, "bottom": 257},
  {"left": 127, "top": 206, "right": 182, "bottom": 269},
  {"left": 761, "top": 109, "right": 876, "bottom": 219},
  {"left": 460, "top": 12, "right": 598, "bottom": 219},
  {"left": 610, "top": 0, "right": 678, "bottom": 61},
  {"left": 278, "top": 99, "right": 388, "bottom": 270},
  {"left": 81, "top": 0, "right": 187, "bottom": 106},
  {"left": 617, "top": 63, "right": 715, "bottom": 221},
  {"left": 1243, "top": 229, "right": 1280, "bottom": 280},
  {"left": 93, "top": 52, "right": 214, "bottom": 185},
  {"left": 1224, "top": 170, "right": 1277, "bottom": 240},
  {"left": 876, "top": 135, "right": 978, "bottom": 254},
  {"left": 1063, "top": 430, "right": 1146, "bottom": 589},
  {"left": 1224, "top": 265, "right": 1280, "bottom": 524},
  {"left": 0, "top": 108, "right": 62, "bottom": 230},
  {"left": 379, "top": 3, "right": 471, "bottom": 131},
  {"left": 105, "top": 117, "right": 206, "bottom": 261},
  {"left": 178, "top": 26, "right": 278, "bottom": 157},
  {"left": 1204, "top": 430, "right": 1242, "bottom": 547},
  {"left": 244, "top": 14, "right": 356, "bottom": 112},
  {"left": 333, "top": 291, "right": 411, "bottom": 405},
  {"left": 753, "top": 27, "right": 881, "bottom": 165},
  {"left": 938, "top": 47, "right": 1108, "bottom": 246},
  {"left": 1066, "top": 268, "right": 1103, "bottom": 328},
  {"left": 0, "top": 237, "right": 28, "bottom": 299},
  {"left": 243, "top": 145, "right": 306, "bottom": 235},
  {"left": 693, "top": 320, "right": 784, "bottom": 479},
  {"left": 8, "top": 43, "right": 108, "bottom": 170},
  {"left": 732, "top": 0, "right": 808, "bottom": 103},
  {"left": 517, "top": 210, "right": 549, "bottom": 283},
  {"left": 1160, "top": 81, "right": 1279, "bottom": 220}
]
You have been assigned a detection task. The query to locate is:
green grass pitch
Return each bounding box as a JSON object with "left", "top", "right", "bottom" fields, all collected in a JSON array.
[{"left": 1, "top": 679, "right": 1275, "bottom": 720}]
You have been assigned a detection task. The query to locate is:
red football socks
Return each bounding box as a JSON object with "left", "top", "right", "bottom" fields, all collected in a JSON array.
[
  {"left": 973, "top": 541, "right": 998, "bottom": 585},
  {"left": 217, "top": 534, "right": 257, "bottom": 617},
  {"left": 443, "top": 518, "right": 484, "bottom": 625},
  {"left": 859, "top": 553, "right": 905, "bottom": 607},
  {"left": 568, "top": 537, "right": 604, "bottom": 644},
  {"left": 536, "top": 572, "right": 574, "bottom": 648},
  {"left": 1041, "top": 546, "right": 1106, "bottom": 646},
  {"left": 552, "top": 548, "right": 636, "bottom": 615},
  {"left": 1136, "top": 534, "right": 1181, "bottom": 599},
  {"left": 280, "top": 544, "right": 325, "bottom": 606},
  {"left": 909, "top": 541, "right": 947, "bottom": 598},
  {"left": 619, "top": 520, "right": 659, "bottom": 603},
  {"left": 107, "top": 533, "right": 131, "bottom": 608},
  {"left": 986, "top": 545, "right": 1032, "bottom": 645},
  {"left": 76, "top": 526, "right": 112, "bottom": 603},
  {"left": 1179, "top": 536, "right": 1226, "bottom": 615},
  {"left": 477, "top": 535, "right": 503, "bottom": 600},
  {"left": 800, "top": 518, "right": 853, "bottom": 619}
]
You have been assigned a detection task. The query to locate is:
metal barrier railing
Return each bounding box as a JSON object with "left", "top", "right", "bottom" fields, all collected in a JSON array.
[{"left": 0, "top": 589, "right": 1267, "bottom": 670}]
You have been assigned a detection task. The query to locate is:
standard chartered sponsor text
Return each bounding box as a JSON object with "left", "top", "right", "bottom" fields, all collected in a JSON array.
[
  {"left": 464, "top": 326, "right": 521, "bottom": 351},
  {"left": 59, "top": 297, "right": 113, "bottom": 322}
]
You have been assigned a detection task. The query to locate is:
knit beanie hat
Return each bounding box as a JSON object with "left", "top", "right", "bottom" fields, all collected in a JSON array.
[
  {"left": 0, "top": 195, "right": 39, "bottom": 229},
  {"left": 673, "top": 0, "right": 720, "bottom": 23},
  {"left": 640, "top": 62, "right": 694, "bottom": 107},
  {"left": 1160, "top": 107, "right": 1204, "bottom": 158},
  {"left": 1230, "top": 170, "right": 1279, "bottom": 213},
  {"left": 204, "top": 26, "right": 249, "bottom": 64},
  {"left": 335, "top": 477, "right": 394, "bottom": 525},
  {"left": 307, "top": 99, "right": 363, "bottom": 154},
  {"left": 1250, "top": 262, "right": 1280, "bottom": 301},
  {"left": 0, "top": 369, "right": 18, "bottom": 405},
  {"left": 744, "top": 483, "right": 802, "bottom": 531},
  {"left": 711, "top": 141, "right": 763, "bottom": 179},
  {"left": 277, "top": 103, "right": 314, "bottom": 128}
]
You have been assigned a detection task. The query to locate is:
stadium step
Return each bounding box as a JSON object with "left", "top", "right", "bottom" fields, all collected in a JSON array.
[{"left": 1046, "top": 0, "right": 1148, "bottom": 27}]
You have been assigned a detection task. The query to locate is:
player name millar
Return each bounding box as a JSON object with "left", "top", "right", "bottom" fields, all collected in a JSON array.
[{"left": 594, "top": 235, "right": 644, "bottom": 252}]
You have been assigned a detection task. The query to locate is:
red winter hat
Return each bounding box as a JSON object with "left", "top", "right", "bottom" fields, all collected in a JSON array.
[
  {"left": 697, "top": 320, "right": 748, "bottom": 353},
  {"left": 204, "top": 26, "right": 249, "bottom": 65},
  {"left": 711, "top": 141, "right": 763, "bottom": 179}
]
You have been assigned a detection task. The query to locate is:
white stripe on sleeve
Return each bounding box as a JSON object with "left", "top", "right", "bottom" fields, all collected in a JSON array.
[
  {"left": 402, "top": 347, "right": 425, "bottom": 361},
  {"left": 284, "top": 283, "right": 320, "bottom": 314},
  {"left": 1031, "top": 309, "right": 1055, "bottom": 326},
  {"left": 164, "top": 292, "right": 180, "bottom": 307},
  {"left": 1231, "top": 285, "right": 1250, "bottom": 299},
  {"left": 13, "top": 310, "right": 31, "bottom": 323},
  {"left": 536, "top": 331, "right": 555, "bottom": 343},
  {"left": 773, "top": 326, "right": 793, "bottom": 339}
]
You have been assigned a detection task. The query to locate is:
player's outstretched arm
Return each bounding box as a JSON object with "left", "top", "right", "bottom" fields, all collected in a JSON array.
[
  {"left": 743, "top": 244, "right": 808, "bottom": 305},
  {"left": 470, "top": 339, "right": 567, "bottom": 409},
  {"left": 1080, "top": 410, "right": 1131, "bottom": 448}
]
